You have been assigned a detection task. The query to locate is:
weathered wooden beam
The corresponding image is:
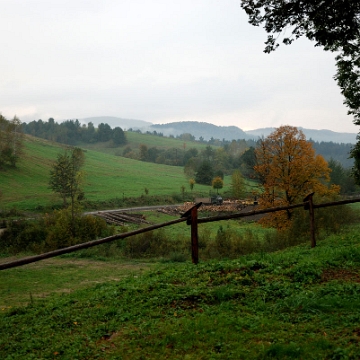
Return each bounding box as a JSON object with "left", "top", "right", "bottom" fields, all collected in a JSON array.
[{"left": 0, "top": 217, "right": 187, "bottom": 271}]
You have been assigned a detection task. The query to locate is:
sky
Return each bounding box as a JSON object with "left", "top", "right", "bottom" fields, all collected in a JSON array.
[{"left": 1, "top": 0, "right": 358, "bottom": 134}]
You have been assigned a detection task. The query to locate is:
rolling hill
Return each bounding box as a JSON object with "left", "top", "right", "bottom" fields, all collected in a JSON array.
[
  {"left": 0, "top": 135, "right": 214, "bottom": 211},
  {"left": 80, "top": 117, "right": 357, "bottom": 144}
]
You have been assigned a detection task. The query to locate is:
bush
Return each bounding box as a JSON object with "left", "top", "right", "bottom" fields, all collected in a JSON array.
[
  {"left": 0, "top": 219, "right": 48, "bottom": 254},
  {"left": 0, "top": 209, "right": 114, "bottom": 254},
  {"left": 201, "top": 225, "right": 262, "bottom": 260},
  {"left": 122, "top": 229, "right": 188, "bottom": 258},
  {"left": 261, "top": 204, "right": 358, "bottom": 253}
]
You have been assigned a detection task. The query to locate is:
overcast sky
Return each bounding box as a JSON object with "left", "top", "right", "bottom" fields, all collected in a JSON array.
[{"left": 1, "top": 0, "right": 358, "bottom": 133}]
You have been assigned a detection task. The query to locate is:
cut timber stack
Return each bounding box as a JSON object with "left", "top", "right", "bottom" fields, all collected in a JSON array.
[
  {"left": 95, "top": 211, "right": 150, "bottom": 226},
  {"left": 177, "top": 200, "right": 258, "bottom": 213}
]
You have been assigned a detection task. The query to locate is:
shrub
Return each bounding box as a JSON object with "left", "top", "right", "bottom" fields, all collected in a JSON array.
[
  {"left": 0, "top": 209, "right": 114, "bottom": 254},
  {"left": 262, "top": 204, "right": 358, "bottom": 253},
  {"left": 122, "top": 229, "right": 188, "bottom": 258}
]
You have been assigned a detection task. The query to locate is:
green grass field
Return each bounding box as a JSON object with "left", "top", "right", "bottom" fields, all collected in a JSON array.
[
  {"left": 77, "top": 131, "right": 216, "bottom": 157},
  {"left": 2, "top": 133, "right": 360, "bottom": 358},
  {"left": 1, "top": 224, "right": 360, "bottom": 359},
  {"left": 0, "top": 134, "right": 257, "bottom": 211},
  {"left": 0, "top": 135, "right": 221, "bottom": 211}
]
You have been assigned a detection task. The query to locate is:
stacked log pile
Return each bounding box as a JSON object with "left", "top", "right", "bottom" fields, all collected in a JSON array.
[
  {"left": 95, "top": 211, "right": 151, "bottom": 226},
  {"left": 177, "top": 200, "right": 257, "bottom": 214}
]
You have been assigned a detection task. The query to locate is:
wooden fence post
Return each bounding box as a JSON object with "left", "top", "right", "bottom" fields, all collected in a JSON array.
[
  {"left": 181, "top": 202, "right": 202, "bottom": 265},
  {"left": 304, "top": 192, "right": 316, "bottom": 248},
  {"left": 190, "top": 206, "right": 199, "bottom": 264}
]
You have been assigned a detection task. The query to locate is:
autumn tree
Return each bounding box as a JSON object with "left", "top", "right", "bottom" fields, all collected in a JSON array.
[
  {"left": 189, "top": 178, "right": 195, "bottom": 191},
  {"left": 212, "top": 176, "right": 224, "bottom": 194},
  {"left": 254, "top": 126, "right": 339, "bottom": 229},
  {"left": 240, "top": 0, "right": 360, "bottom": 177}
]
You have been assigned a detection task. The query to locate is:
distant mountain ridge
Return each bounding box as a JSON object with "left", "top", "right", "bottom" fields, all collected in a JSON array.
[
  {"left": 80, "top": 116, "right": 152, "bottom": 130},
  {"left": 81, "top": 117, "right": 357, "bottom": 144},
  {"left": 150, "top": 121, "right": 249, "bottom": 141},
  {"left": 246, "top": 127, "right": 357, "bottom": 144}
]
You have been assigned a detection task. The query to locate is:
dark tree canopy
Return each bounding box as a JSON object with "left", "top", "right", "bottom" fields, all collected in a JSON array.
[
  {"left": 195, "top": 160, "right": 214, "bottom": 185},
  {"left": 240, "top": 0, "right": 360, "bottom": 123}
]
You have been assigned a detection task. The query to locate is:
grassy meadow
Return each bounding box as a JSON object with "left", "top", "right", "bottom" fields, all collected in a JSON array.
[
  {"left": 2, "top": 132, "right": 360, "bottom": 358},
  {"left": 1, "top": 224, "right": 360, "bottom": 359},
  {"left": 83, "top": 131, "right": 214, "bottom": 155},
  {"left": 0, "top": 135, "right": 220, "bottom": 211}
]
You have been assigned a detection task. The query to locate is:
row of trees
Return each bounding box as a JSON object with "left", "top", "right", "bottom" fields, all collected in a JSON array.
[
  {"left": 0, "top": 114, "right": 24, "bottom": 169},
  {"left": 122, "top": 138, "right": 255, "bottom": 170},
  {"left": 22, "top": 118, "right": 126, "bottom": 147}
]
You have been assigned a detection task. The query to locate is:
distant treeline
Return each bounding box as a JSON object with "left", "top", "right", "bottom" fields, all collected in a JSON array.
[
  {"left": 310, "top": 140, "right": 354, "bottom": 168},
  {"left": 22, "top": 118, "right": 126, "bottom": 146},
  {"left": 21, "top": 119, "right": 354, "bottom": 170}
]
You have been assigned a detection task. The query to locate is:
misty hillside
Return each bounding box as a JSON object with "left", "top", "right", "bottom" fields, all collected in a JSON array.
[
  {"left": 80, "top": 116, "right": 152, "bottom": 130},
  {"left": 246, "top": 127, "right": 357, "bottom": 144},
  {"left": 151, "top": 121, "right": 249, "bottom": 141}
]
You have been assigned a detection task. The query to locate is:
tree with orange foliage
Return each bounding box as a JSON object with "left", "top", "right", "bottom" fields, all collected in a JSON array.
[{"left": 254, "top": 126, "right": 339, "bottom": 229}]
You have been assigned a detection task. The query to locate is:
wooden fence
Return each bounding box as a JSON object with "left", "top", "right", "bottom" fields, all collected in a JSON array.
[{"left": 1, "top": 194, "right": 360, "bottom": 270}]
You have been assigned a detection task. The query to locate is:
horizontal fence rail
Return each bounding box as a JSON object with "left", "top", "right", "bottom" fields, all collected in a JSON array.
[
  {"left": 1, "top": 196, "right": 360, "bottom": 270},
  {"left": 0, "top": 217, "right": 187, "bottom": 271},
  {"left": 197, "top": 202, "right": 308, "bottom": 224}
]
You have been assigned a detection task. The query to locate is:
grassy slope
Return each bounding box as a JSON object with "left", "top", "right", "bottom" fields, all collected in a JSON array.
[
  {"left": 0, "top": 135, "right": 217, "bottom": 211},
  {"left": 75, "top": 131, "right": 215, "bottom": 157},
  {"left": 1, "top": 226, "right": 360, "bottom": 359}
]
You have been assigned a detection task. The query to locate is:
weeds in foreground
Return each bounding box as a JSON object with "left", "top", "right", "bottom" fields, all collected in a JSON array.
[{"left": 1, "top": 227, "right": 360, "bottom": 359}]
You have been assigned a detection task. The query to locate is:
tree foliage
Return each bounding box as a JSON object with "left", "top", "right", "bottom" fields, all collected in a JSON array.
[
  {"left": 240, "top": 0, "right": 360, "bottom": 123},
  {"left": 189, "top": 178, "right": 195, "bottom": 191},
  {"left": 22, "top": 118, "right": 127, "bottom": 147},
  {"left": 0, "top": 114, "right": 24, "bottom": 168},
  {"left": 328, "top": 157, "right": 358, "bottom": 194},
  {"left": 49, "top": 148, "right": 85, "bottom": 235},
  {"left": 212, "top": 176, "right": 224, "bottom": 194},
  {"left": 49, "top": 148, "right": 85, "bottom": 208},
  {"left": 195, "top": 160, "right": 214, "bottom": 185},
  {"left": 254, "top": 126, "right": 339, "bottom": 229},
  {"left": 350, "top": 135, "right": 360, "bottom": 186},
  {"left": 231, "top": 170, "right": 245, "bottom": 199}
]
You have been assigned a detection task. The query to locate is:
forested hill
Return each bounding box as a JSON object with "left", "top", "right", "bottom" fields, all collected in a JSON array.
[
  {"left": 150, "top": 121, "right": 249, "bottom": 141},
  {"left": 245, "top": 127, "right": 357, "bottom": 144},
  {"left": 18, "top": 117, "right": 355, "bottom": 169}
]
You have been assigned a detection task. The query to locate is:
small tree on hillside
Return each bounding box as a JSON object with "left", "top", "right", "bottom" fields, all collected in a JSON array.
[
  {"left": 49, "top": 148, "right": 85, "bottom": 209},
  {"left": 181, "top": 185, "right": 186, "bottom": 200},
  {"left": 231, "top": 170, "right": 245, "bottom": 199},
  {"left": 49, "top": 148, "right": 85, "bottom": 235},
  {"left": 195, "top": 160, "right": 214, "bottom": 185},
  {"left": 112, "top": 127, "right": 126, "bottom": 146},
  {"left": 212, "top": 176, "right": 224, "bottom": 194},
  {"left": 189, "top": 178, "right": 195, "bottom": 192}
]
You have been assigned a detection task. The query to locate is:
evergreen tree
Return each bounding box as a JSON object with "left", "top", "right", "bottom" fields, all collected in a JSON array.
[{"left": 195, "top": 160, "right": 214, "bottom": 185}]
